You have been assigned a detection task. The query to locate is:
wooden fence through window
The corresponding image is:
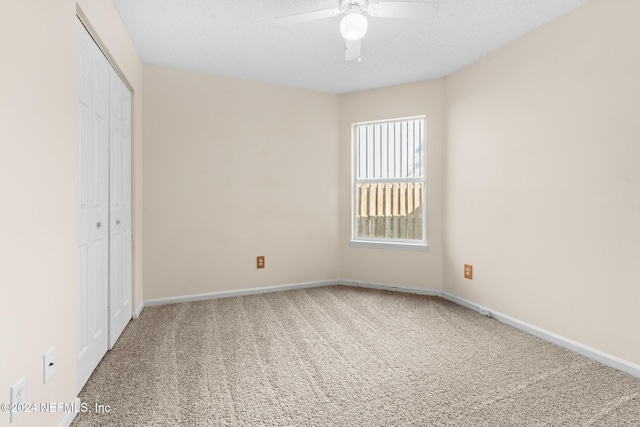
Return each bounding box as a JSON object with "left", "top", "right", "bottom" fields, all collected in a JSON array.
[{"left": 356, "top": 182, "right": 423, "bottom": 240}]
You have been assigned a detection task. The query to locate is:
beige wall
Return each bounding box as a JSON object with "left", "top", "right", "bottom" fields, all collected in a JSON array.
[
  {"left": 142, "top": 65, "right": 339, "bottom": 300},
  {"left": 0, "top": 1, "right": 77, "bottom": 425},
  {"left": 444, "top": 0, "right": 640, "bottom": 365},
  {"left": 0, "top": 1, "right": 142, "bottom": 426},
  {"left": 338, "top": 81, "right": 445, "bottom": 289}
]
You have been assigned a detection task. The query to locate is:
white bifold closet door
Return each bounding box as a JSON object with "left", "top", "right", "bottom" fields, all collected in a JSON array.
[
  {"left": 76, "top": 19, "right": 132, "bottom": 393},
  {"left": 108, "top": 66, "right": 132, "bottom": 348}
]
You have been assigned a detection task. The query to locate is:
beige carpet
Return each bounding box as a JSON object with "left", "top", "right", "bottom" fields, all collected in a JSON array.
[{"left": 72, "top": 285, "right": 640, "bottom": 426}]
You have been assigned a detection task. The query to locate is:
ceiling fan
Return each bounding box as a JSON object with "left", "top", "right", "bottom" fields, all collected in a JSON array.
[{"left": 275, "top": 0, "right": 439, "bottom": 61}]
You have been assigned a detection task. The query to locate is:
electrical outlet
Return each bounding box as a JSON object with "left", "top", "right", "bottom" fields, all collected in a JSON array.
[
  {"left": 10, "top": 376, "right": 27, "bottom": 422},
  {"left": 464, "top": 264, "right": 473, "bottom": 280},
  {"left": 256, "top": 256, "right": 265, "bottom": 269},
  {"left": 44, "top": 347, "right": 55, "bottom": 383}
]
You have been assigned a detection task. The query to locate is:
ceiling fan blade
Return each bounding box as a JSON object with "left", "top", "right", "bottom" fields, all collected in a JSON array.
[
  {"left": 345, "top": 39, "right": 361, "bottom": 61},
  {"left": 368, "top": 1, "right": 439, "bottom": 20},
  {"left": 275, "top": 8, "right": 341, "bottom": 26}
]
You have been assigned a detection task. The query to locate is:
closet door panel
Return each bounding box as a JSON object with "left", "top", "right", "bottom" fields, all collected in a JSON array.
[
  {"left": 77, "top": 19, "right": 109, "bottom": 393},
  {"left": 109, "top": 67, "right": 132, "bottom": 348}
]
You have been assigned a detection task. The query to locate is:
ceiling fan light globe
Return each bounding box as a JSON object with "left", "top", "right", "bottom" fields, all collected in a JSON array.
[{"left": 340, "top": 13, "right": 368, "bottom": 41}]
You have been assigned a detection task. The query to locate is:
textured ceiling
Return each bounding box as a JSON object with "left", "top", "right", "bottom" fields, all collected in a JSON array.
[{"left": 112, "top": 0, "right": 590, "bottom": 94}]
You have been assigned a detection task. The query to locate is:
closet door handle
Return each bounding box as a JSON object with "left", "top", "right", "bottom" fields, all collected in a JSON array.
[
  {"left": 97, "top": 221, "right": 103, "bottom": 229},
  {"left": 116, "top": 219, "right": 121, "bottom": 226}
]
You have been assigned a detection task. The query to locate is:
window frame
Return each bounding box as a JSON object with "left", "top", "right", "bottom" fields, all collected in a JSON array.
[{"left": 350, "top": 115, "right": 428, "bottom": 251}]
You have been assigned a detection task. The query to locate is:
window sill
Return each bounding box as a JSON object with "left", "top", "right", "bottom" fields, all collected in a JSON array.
[{"left": 349, "top": 239, "right": 430, "bottom": 252}]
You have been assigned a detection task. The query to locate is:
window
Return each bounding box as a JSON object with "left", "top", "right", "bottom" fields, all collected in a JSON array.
[{"left": 351, "top": 116, "right": 427, "bottom": 250}]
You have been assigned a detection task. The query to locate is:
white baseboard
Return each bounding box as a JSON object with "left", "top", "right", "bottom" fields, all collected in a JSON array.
[
  {"left": 441, "top": 292, "right": 491, "bottom": 317},
  {"left": 133, "top": 301, "right": 144, "bottom": 319},
  {"left": 142, "top": 280, "right": 640, "bottom": 379},
  {"left": 338, "top": 279, "right": 441, "bottom": 297},
  {"left": 441, "top": 292, "right": 640, "bottom": 378},
  {"left": 490, "top": 309, "right": 640, "bottom": 378},
  {"left": 57, "top": 398, "right": 81, "bottom": 427},
  {"left": 144, "top": 280, "right": 339, "bottom": 307}
]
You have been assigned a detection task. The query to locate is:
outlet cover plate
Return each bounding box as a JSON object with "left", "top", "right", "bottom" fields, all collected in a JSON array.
[
  {"left": 44, "top": 347, "right": 55, "bottom": 383},
  {"left": 10, "top": 376, "right": 27, "bottom": 422},
  {"left": 464, "top": 264, "right": 473, "bottom": 280}
]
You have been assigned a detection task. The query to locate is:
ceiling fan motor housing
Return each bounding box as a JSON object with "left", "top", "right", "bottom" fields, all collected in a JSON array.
[{"left": 341, "top": 0, "right": 368, "bottom": 14}]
